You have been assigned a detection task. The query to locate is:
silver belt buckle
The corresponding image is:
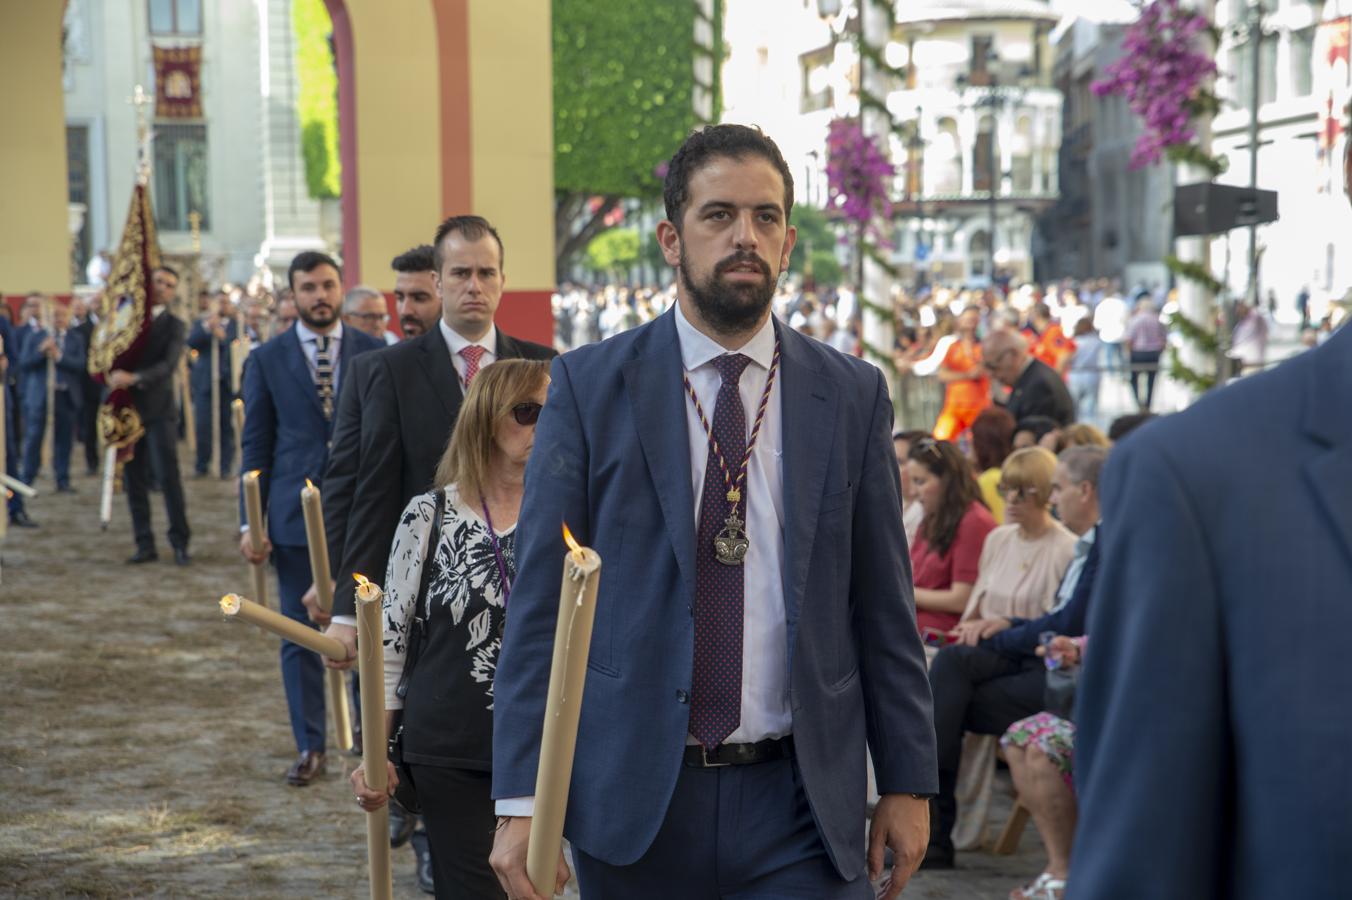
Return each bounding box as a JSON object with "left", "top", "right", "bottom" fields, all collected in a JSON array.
[{"left": 700, "top": 745, "right": 732, "bottom": 768}]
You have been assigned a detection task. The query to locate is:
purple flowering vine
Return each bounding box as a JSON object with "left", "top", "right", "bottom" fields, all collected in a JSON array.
[
  {"left": 826, "top": 118, "right": 895, "bottom": 230},
  {"left": 1091, "top": 0, "right": 1217, "bottom": 169}
]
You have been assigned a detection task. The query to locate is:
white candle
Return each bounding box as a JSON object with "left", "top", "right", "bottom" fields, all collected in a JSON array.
[
  {"left": 354, "top": 575, "right": 393, "bottom": 900},
  {"left": 527, "top": 526, "right": 602, "bottom": 898},
  {"left": 242, "top": 470, "right": 269, "bottom": 607},
  {"left": 99, "top": 445, "right": 117, "bottom": 528}
]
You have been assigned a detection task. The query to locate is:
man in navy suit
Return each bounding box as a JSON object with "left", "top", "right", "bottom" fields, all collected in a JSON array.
[
  {"left": 186, "top": 291, "right": 238, "bottom": 477},
  {"left": 18, "top": 300, "right": 86, "bottom": 491},
  {"left": 490, "top": 125, "right": 937, "bottom": 900},
  {"left": 0, "top": 311, "right": 34, "bottom": 527},
  {"left": 1071, "top": 322, "right": 1352, "bottom": 898},
  {"left": 238, "top": 250, "right": 382, "bottom": 787}
]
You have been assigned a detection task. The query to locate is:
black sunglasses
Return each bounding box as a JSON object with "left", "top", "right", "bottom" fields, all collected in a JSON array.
[
  {"left": 914, "top": 436, "right": 943, "bottom": 459},
  {"left": 511, "top": 402, "right": 542, "bottom": 426}
]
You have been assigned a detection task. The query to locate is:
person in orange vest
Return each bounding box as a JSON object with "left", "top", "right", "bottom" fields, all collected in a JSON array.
[
  {"left": 1024, "top": 302, "right": 1076, "bottom": 377},
  {"left": 933, "top": 306, "right": 990, "bottom": 441}
]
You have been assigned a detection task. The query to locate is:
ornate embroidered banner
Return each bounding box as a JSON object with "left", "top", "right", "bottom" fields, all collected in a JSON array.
[{"left": 153, "top": 46, "right": 203, "bottom": 119}]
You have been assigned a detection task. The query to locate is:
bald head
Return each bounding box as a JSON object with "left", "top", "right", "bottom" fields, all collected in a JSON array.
[{"left": 982, "top": 328, "right": 1029, "bottom": 387}]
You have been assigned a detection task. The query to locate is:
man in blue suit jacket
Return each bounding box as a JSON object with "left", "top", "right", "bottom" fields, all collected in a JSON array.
[
  {"left": 18, "top": 301, "right": 86, "bottom": 491},
  {"left": 1, "top": 312, "right": 33, "bottom": 527},
  {"left": 239, "top": 250, "right": 382, "bottom": 786},
  {"left": 491, "top": 126, "right": 936, "bottom": 900},
  {"left": 186, "top": 293, "right": 238, "bottom": 476},
  {"left": 1071, "top": 322, "right": 1352, "bottom": 898}
]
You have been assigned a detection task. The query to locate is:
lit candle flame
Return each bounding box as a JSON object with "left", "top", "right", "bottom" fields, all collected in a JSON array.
[
  {"left": 247, "top": 469, "right": 262, "bottom": 478},
  {"left": 353, "top": 573, "right": 370, "bottom": 588},
  {"left": 305, "top": 478, "right": 315, "bottom": 490},
  {"left": 561, "top": 522, "right": 586, "bottom": 563}
]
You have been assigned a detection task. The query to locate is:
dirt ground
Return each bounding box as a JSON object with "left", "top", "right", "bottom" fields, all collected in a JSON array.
[
  {"left": 0, "top": 449, "right": 1045, "bottom": 899},
  {"left": 0, "top": 460, "right": 431, "bottom": 899}
]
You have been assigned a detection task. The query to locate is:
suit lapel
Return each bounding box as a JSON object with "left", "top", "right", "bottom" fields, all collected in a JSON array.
[
  {"left": 415, "top": 329, "right": 463, "bottom": 420},
  {"left": 623, "top": 311, "right": 697, "bottom": 594},
  {"left": 777, "top": 323, "right": 838, "bottom": 648},
  {"left": 496, "top": 331, "right": 522, "bottom": 360},
  {"left": 336, "top": 327, "right": 363, "bottom": 395},
  {"left": 281, "top": 328, "right": 324, "bottom": 418},
  {"left": 1301, "top": 326, "right": 1352, "bottom": 567}
]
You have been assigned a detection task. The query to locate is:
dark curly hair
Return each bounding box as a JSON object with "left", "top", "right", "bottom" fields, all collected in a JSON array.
[
  {"left": 662, "top": 124, "right": 794, "bottom": 232},
  {"left": 391, "top": 244, "right": 436, "bottom": 274},
  {"left": 908, "top": 438, "right": 986, "bottom": 557}
]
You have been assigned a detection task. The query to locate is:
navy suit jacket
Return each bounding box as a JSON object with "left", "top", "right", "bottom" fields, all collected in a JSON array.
[
  {"left": 239, "top": 326, "right": 382, "bottom": 547},
  {"left": 987, "top": 530, "right": 1099, "bottom": 658},
  {"left": 187, "top": 317, "right": 238, "bottom": 394},
  {"left": 492, "top": 310, "right": 937, "bottom": 878},
  {"left": 1072, "top": 324, "right": 1352, "bottom": 898},
  {"left": 18, "top": 328, "right": 87, "bottom": 410}
]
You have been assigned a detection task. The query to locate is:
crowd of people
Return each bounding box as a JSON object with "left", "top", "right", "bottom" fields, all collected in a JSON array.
[{"left": 8, "top": 121, "right": 1352, "bottom": 900}]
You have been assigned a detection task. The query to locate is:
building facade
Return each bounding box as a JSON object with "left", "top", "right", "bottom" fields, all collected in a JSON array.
[
  {"left": 61, "top": 0, "right": 330, "bottom": 290},
  {"left": 1211, "top": 0, "right": 1352, "bottom": 320}
]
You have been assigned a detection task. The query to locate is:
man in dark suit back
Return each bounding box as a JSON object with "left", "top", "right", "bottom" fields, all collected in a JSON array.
[
  {"left": 0, "top": 311, "right": 34, "bottom": 527},
  {"left": 1071, "top": 324, "right": 1352, "bottom": 898},
  {"left": 186, "top": 291, "right": 238, "bottom": 477},
  {"left": 983, "top": 327, "right": 1075, "bottom": 426},
  {"left": 70, "top": 296, "right": 102, "bottom": 477},
  {"left": 319, "top": 218, "right": 554, "bottom": 659},
  {"left": 238, "top": 250, "right": 383, "bottom": 787},
  {"left": 111, "top": 266, "right": 191, "bottom": 566}
]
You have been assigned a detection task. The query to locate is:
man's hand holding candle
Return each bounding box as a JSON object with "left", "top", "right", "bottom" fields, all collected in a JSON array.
[
  {"left": 301, "top": 582, "right": 332, "bottom": 626},
  {"left": 322, "top": 623, "right": 357, "bottom": 671},
  {"left": 238, "top": 528, "right": 272, "bottom": 565},
  {"left": 489, "top": 817, "right": 570, "bottom": 900}
]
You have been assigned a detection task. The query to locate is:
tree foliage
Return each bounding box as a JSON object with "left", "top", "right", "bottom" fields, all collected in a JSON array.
[
  {"left": 293, "top": 0, "right": 340, "bottom": 200},
  {"left": 584, "top": 228, "right": 641, "bottom": 276},
  {"left": 552, "top": 0, "right": 722, "bottom": 281}
]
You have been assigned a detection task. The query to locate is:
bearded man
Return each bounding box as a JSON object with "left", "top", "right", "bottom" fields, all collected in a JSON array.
[{"left": 488, "top": 124, "right": 937, "bottom": 900}]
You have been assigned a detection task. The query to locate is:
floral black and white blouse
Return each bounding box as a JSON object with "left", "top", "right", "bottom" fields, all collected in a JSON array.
[{"left": 381, "top": 484, "right": 514, "bottom": 770}]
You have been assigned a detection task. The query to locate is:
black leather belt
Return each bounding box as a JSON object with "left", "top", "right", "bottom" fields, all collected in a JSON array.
[{"left": 683, "top": 736, "right": 794, "bottom": 768}]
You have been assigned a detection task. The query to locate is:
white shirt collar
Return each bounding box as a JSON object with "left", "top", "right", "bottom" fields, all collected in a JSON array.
[
  {"left": 296, "top": 319, "right": 343, "bottom": 344},
  {"left": 673, "top": 300, "right": 776, "bottom": 374},
  {"left": 439, "top": 319, "right": 497, "bottom": 358}
]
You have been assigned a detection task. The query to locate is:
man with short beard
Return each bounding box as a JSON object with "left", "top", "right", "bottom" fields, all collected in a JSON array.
[
  {"left": 490, "top": 124, "right": 936, "bottom": 900},
  {"left": 238, "top": 251, "right": 384, "bottom": 787}
]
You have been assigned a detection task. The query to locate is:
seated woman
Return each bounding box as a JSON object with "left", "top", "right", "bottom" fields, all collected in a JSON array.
[
  {"left": 351, "top": 359, "right": 551, "bottom": 899},
  {"left": 970, "top": 407, "right": 1016, "bottom": 524},
  {"left": 953, "top": 447, "right": 1077, "bottom": 641},
  {"left": 904, "top": 437, "right": 996, "bottom": 637},
  {"left": 1003, "top": 634, "right": 1086, "bottom": 900}
]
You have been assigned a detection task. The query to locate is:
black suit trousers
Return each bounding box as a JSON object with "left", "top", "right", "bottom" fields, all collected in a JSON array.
[
  {"left": 124, "top": 416, "right": 190, "bottom": 552},
  {"left": 928, "top": 644, "right": 1045, "bottom": 850}
]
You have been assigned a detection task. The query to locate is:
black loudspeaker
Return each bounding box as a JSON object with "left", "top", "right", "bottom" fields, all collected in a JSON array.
[{"left": 1174, "top": 182, "right": 1279, "bottom": 236}]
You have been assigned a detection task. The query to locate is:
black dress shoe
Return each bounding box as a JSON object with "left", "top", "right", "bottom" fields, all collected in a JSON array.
[
  {"left": 173, "top": 547, "right": 192, "bottom": 566},
  {"left": 410, "top": 829, "right": 435, "bottom": 894},
  {"left": 389, "top": 799, "right": 416, "bottom": 848},
  {"left": 126, "top": 548, "right": 159, "bottom": 564},
  {"left": 285, "top": 750, "right": 326, "bottom": 786},
  {"left": 9, "top": 511, "right": 38, "bottom": 528}
]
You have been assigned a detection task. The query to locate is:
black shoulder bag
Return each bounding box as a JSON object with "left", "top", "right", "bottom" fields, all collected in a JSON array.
[{"left": 386, "top": 488, "right": 446, "bottom": 815}]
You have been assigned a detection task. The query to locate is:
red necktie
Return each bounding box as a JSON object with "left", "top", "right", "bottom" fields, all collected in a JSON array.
[
  {"left": 689, "top": 353, "right": 751, "bottom": 749},
  {"left": 460, "top": 345, "right": 485, "bottom": 386}
]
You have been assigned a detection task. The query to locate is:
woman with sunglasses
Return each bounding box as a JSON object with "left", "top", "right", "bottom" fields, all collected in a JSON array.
[
  {"left": 951, "top": 447, "right": 1076, "bottom": 646},
  {"left": 905, "top": 437, "right": 997, "bottom": 638},
  {"left": 351, "top": 358, "right": 549, "bottom": 899}
]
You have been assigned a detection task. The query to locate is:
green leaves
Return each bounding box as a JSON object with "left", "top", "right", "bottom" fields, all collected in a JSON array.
[
  {"left": 553, "top": 0, "right": 709, "bottom": 198},
  {"left": 293, "top": 0, "right": 340, "bottom": 200}
]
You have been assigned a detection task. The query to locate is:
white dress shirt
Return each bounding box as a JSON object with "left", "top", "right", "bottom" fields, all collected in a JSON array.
[
  {"left": 494, "top": 305, "right": 792, "bottom": 818},
  {"left": 439, "top": 319, "right": 497, "bottom": 386},
  {"left": 294, "top": 319, "right": 345, "bottom": 393},
  {"left": 674, "top": 302, "right": 792, "bottom": 745}
]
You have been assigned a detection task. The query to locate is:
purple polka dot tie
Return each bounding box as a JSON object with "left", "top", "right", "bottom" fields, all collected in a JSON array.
[{"left": 689, "top": 353, "right": 752, "bottom": 749}]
